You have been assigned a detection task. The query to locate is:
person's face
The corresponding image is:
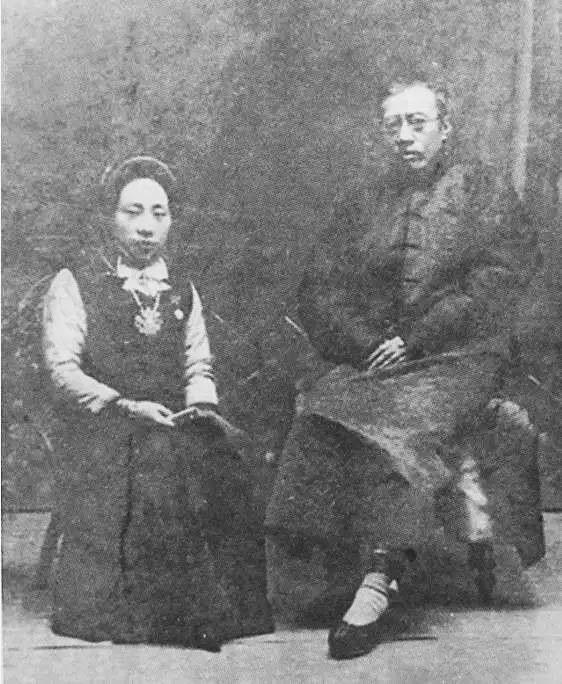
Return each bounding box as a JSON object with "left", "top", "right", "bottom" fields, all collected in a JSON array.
[
  {"left": 382, "top": 85, "right": 450, "bottom": 170},
  {"left": 113, "top": 178, "right": 171, "bottom": 266}
]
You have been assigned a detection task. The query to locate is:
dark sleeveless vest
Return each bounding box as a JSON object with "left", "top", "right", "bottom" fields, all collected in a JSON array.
[{"left": 74, "top": 255, "right": 193, "bottom": 411}]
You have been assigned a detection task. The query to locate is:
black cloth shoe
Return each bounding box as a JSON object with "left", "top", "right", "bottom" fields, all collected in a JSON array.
[
  {"left": 328, "top": 620, "right": 384, "bottom": 660},
  {"left": 328, "top": 610, "right": 404, "bottom": 660},
  {"left": 51, "top": 617, "right": 115, "bottom": 643}
]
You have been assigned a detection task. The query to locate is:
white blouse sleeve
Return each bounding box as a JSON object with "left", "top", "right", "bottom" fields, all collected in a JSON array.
[
  {"left": 184, "top": 284, "right": 218, "bottom": 407},
  {"left": 42, "top": 269, "right": 120, "bottom": 413}
]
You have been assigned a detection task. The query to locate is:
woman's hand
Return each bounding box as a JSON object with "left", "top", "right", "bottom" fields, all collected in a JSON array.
[
  {"left": 117, "top": 399, "right": 175, "bottom": 427},
  {"left": 366, "top": 336, "right": 406, "bottom": 370}
]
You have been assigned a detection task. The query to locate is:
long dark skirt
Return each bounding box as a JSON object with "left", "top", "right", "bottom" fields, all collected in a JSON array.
[
  {"left": 266, "top": 357, "right": 544, "bottom": 569},
  {"left": 51, "top": 411, "right": 273, "bottom": 644}
]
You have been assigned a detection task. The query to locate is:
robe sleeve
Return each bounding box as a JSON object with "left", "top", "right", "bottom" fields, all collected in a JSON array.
[
  {"left": 297, "top": 193, "right": 387, "bottom": 366},
  {"left": 42, "top": 268, "right": 120, "bottom": 413},
  {"left": 183, "top": 284, "right": 218, "bottom": 407}
]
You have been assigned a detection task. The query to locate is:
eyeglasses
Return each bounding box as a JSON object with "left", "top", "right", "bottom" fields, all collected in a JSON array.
[{"left": 382, "top": 115, "right": 439, "bottom": 136}]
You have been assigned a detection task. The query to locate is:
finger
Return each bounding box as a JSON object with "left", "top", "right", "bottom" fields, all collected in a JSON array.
[
  {"left": 148, "top": 406, "right": 174, "bottom": 424},
  {"left": 369, "top": 357, "right": 390, "bottom": 370},
  {"left": 367, "top": 337, "right": 405, "bottom": 362},
  {"left": 155, "top": 414, "right": 176, "bottom": 427},
  {"left": 155, "top": 404, "right": 174, "bottom": 417},
  {"left": 376, "top": 348, "right": 396, "bottom": 364},
  {"left": 367, "top": 341, "right": 392, "bottom": 362},
  {"left": 369, "top": 344, "right": 403, "bottom": 369},
  {"left": 379, "top": 350, "right": 406, "bottom": 368}
]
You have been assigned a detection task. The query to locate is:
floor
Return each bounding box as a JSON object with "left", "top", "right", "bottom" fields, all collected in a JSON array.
[{"left": 2, "top": 513, "right": 561, "bottom": 683}]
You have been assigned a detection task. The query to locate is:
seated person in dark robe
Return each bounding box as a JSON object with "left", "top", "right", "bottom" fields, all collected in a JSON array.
[
  {"left": 42, "top": 156, "right": 273, "bottom": 651},
  {"left": 266, "top": 80, "right": 544, "bottom": 660}
]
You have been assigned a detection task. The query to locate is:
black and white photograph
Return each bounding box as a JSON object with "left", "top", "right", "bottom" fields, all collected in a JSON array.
[{"left": 2, "top": 0, "right": 560, "bottom": 681}]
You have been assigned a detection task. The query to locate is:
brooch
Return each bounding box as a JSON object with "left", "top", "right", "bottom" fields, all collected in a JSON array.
[
  {"left": 129, "top": 291, "right": 163, "bottom": 336},
  {"left": 134, "top": 307, "right": 163, "bottom": 335}
]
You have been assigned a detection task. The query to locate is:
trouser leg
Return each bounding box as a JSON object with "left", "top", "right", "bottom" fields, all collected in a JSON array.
[
  {"left": 324, "top": 541, "right": 362, "bottom": 592},
  {"left": 298, "top": 540, "right": 362, "bottom": 627},
  {"left": 266, "top": 416, "right": 367, "bottom": 624},
  {"left": 353, "top": 471, "right": 433, "bottom": 575}
]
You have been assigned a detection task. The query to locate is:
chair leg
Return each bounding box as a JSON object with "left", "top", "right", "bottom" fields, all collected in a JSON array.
[
  {"left": 468, "top": 541, "right": 496, "bottom": 604},
  {"left": 33, "top": 513, "right": 61, "bottom": 589}
]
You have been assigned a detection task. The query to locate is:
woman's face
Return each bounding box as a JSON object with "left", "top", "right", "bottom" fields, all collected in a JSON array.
[{"left": 113, "top": 178, "right": 171, "bottom": 266}]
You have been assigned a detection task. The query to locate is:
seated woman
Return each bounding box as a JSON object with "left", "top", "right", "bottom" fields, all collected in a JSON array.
[{"left": 42, "top": 156, "right": 273, "bottom": 651}]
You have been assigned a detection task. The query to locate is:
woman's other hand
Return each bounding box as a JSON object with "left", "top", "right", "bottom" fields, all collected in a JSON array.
[
  {"left": 117, "top": 399, "right": 175, "bottom": 426},
  {"left": 366, "top": 336, "right": 406, "bottom": 370}
]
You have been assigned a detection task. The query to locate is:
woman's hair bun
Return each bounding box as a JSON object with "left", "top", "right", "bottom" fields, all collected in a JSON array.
[{"left": 100, "top": 156, "right": 177, "bottom": 210}]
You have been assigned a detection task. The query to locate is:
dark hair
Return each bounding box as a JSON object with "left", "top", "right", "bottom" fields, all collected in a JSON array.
[
  {"left": 100, "top": 156, "right": 177, "bottom": 213},
  {"left": 382, "top": 80, "right": 450, "bottom": 125}
]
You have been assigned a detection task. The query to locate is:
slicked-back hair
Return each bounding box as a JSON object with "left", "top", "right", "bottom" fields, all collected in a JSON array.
[{"left": 382, "top": 80, "right": 450, "bottom": 125}]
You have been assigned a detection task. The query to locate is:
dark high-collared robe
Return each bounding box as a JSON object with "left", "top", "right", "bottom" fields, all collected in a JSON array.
[{"left": 266, "top": 157, "right": 544, "bottom": 569}]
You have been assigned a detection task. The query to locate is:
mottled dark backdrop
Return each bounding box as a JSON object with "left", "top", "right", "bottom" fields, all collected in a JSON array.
[{"left": 2, "top": 0, "right": 559, "bottom": 510}]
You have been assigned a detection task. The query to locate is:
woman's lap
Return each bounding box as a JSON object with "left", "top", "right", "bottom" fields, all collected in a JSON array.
[{"left": 53, "top": 417, "right": 272, "bottom": 642}]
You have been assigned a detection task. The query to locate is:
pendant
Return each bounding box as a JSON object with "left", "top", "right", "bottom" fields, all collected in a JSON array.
[{"left": 134, "top": 308, "right": 163, "bottom": 336}]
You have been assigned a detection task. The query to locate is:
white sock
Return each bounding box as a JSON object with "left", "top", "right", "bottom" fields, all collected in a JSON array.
[{"left": 343, "top": 572, "right": 389, "bottom": 627}]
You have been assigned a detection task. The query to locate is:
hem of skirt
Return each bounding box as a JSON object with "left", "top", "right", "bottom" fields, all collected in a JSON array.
[
  {"left": 237, "top": 621, "right": 276, "bottom": 638},
  {"left": 51, "top": 617, "right": 122, "bottom": 643}
]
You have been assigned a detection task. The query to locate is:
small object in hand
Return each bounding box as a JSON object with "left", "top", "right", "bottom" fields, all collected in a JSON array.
[
  {"left": 169, "top": 407, "right": 198, "bottom": 422},
  {"left": 170, "top": 407, "right": 251, "bottom": 450}
]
